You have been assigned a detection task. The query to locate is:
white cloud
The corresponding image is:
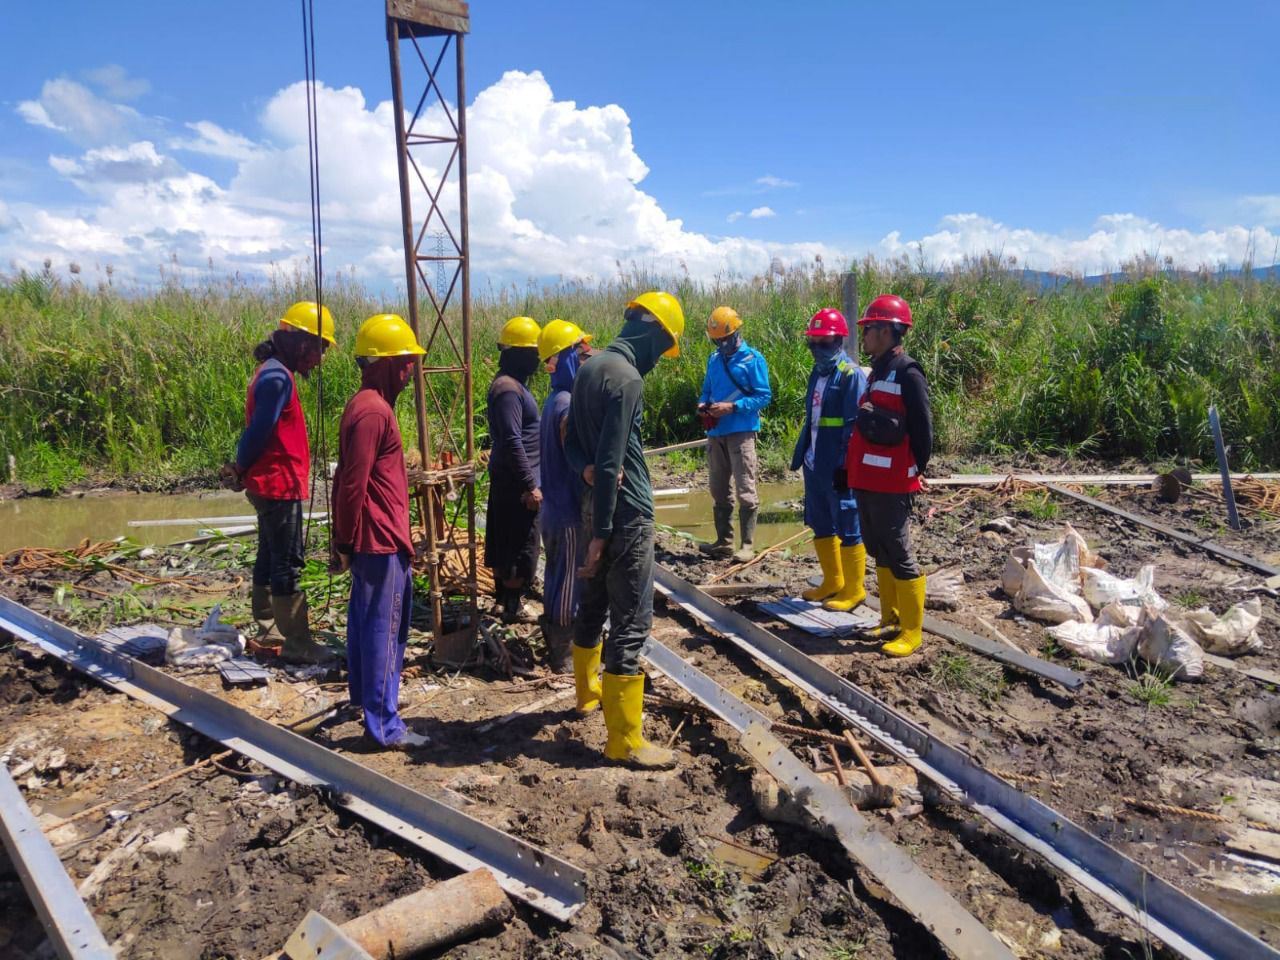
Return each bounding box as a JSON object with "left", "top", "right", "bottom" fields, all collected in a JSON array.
[
  {"left": 756, "top": 175, "right": 797, "bottom": 188},
  {"left": 49, "top": 141, "right": 181, "bottom": 186},
  {"left": 748, "top": 206, "right": 776, "bottom": 219},
  {"left": 1238, "top": 195, "right": 1280, "bottom": 228},
  {"left": 169, "top": 121, "right": 259, "bottom": 162},
  {"left": 83, "top": 65, "right": 150, "bottom": 101},
  {"left": 726, "top": 211, "right": 743, "bottom": 223},
  {"left": 878, "top": 212, "right": 1280, "bottom": 274},
  {"left": 16, "top": 78, "right": 145, "bottom": 146}
]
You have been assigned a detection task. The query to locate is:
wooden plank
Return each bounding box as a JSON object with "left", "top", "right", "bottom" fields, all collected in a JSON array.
[
  {"left": 927, "top": 472, "right": 1280, "bottom": 487},
  {"left": 1226, "top": 828, "right": 1280, "bottom": 864},
  {"left": 387, "top": 0, "right": 469, "bottom": 34},
  {"left": 1203, "top": 652, "right": 1280, "bottom": 687}
]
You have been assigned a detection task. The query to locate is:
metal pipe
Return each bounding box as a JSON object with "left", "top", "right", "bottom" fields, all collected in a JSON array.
[{"left": 1208, "top": 404, "right": 1242, "bottom": 531}]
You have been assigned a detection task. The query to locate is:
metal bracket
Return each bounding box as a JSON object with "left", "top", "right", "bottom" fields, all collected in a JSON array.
[{"left": 283, "top": 911, "right": 373, "bottom": 960}]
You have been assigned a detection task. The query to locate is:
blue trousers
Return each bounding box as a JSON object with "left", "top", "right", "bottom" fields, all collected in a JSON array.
[
  {"left": 542, "top": 523, "right": 585, "bottom": 628},
  {"left": 802, "top": 464, "right": 862, "bottom": 546},
  {"left": 347, "top": 552, "right": 412, "bottom": 746}
]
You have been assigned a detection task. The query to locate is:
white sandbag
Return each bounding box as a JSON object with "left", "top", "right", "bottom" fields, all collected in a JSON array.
[
  {"left": 1015, "top": 562, "right": 1094, "bottom": 624},
  {"left": 1046, "top": 602, "right": 1139, "bottom": 663},
  {"left": 1175, "top": 598, "right": 1264, "bottom": 656},
  {"left": 1081, "top": 564, "right": 1166, "bottom": 614},
  {"left": 1001, "top": 547, "right": 1031, "bottom": 597},
  {"left": 1137, "top": 608, "right": 1205, "bottom": 680}
]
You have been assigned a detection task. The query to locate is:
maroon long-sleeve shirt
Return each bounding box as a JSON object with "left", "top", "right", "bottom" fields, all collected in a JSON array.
[{"left": 333, "top": 363, "right": 413, "bottom": 557}]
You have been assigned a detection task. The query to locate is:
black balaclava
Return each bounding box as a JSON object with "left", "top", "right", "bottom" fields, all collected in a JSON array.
[
  {"left": 257, "top": 328, "right": 320, "bottom": 377},
  {"left": 715, "top": 331, "right": 742, "bottom": 358},
  {"left": 498, "top": 345, "right": 541, "bottom": 384},
  {"left": 608, "top": 308, "right": 671, "bottom": 377}
]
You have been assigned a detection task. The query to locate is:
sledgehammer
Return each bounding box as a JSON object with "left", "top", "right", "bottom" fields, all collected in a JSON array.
[{"left": 843, "top": 730, "right": 896, "bottom": 809}]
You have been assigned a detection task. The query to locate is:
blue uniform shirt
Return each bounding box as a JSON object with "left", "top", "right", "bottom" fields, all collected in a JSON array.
[{"left": 698, "top": 342, "right": 771, "bottom": 436}]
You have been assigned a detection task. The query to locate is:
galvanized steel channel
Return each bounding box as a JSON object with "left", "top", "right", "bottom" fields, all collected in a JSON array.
[
  {"left": 653, "top": 566, "right": 1278, "bottom": 960},
  {"left": 641, "top": 637, "right": 1014, "bottom": 960},
  {"left": 0, "top": 596, "right": 585, "bottom": 920},
  {"left": 0, "top": 765, "right": 114, "bottom": 959}
]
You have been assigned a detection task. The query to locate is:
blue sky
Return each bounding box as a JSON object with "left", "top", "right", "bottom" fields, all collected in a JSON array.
[{"left": 2, "top": 0, "right": 1277, "bottom": 287}]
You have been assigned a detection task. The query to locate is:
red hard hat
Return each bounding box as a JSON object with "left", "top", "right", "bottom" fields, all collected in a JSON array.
[
  {"left": 858, "top": 294, "right": 913, "bottom": 328},
  {"left": 806, "top": 308, "right": 849, "bottom": 338}
]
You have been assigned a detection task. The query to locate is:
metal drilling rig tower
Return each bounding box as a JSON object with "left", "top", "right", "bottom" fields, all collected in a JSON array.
[{"left": 385, "top": 0, "right": 478, "bottom": 657}]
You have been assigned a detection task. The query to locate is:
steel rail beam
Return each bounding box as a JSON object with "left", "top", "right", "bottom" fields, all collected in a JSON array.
[
  {"left": 641, "top": 638, "right": 1014, "bottom": 960},
  {"left": 0, "top": 597, "right": 585, "bottom": 920},
  {"left": 1043, "top": 483, "right": 1280, "bottom": 577},
  {"left": 653, "top": 566, "right": 1278, "bottom": 960},
  {"left": 0, "top": 765, "right": 114, "bottom": 959}
]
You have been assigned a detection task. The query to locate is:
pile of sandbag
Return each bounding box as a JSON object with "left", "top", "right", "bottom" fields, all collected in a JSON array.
[{"left": 1001, "top": 524, "right": 1263, "bottom": 680}]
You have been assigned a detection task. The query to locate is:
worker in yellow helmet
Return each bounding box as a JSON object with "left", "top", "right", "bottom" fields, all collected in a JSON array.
[
  {"left": 536, "top": 319, "right": 595, "bottom": 673},
  {"left": 485, "top": 316, "right": 543, "bottom": 623},
  {"left": 331, "top": 314, "right": 430, "bottom": 750},
  {"left": 697, "top": 306, "right": 772, "bottom": 562},
  {"left": 564, "top": 291, "right": 684, "bottom": 769},
  {"left": 223, "top": 301, "right": 335, "bottom": 664}
]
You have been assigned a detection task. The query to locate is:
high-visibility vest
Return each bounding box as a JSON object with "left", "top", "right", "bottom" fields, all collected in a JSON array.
[
  {"left": 847, "top": 352, "right": 922, "bottom": 494},
  {"left": 242, "top": 362, "right": 310, "bottom": 500}
]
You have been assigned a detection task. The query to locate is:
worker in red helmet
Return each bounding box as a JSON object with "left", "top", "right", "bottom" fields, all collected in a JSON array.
[
  {"left": 790, "top": 308, "right": 870, "bottom": 612},
  {"left": 845, "top": 294, "right": 933, "bottom": 657}
]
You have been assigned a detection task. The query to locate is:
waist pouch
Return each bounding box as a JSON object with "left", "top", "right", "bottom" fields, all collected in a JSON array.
[{"left": 856, "top": 406, "right": 906, "bottom": 447}]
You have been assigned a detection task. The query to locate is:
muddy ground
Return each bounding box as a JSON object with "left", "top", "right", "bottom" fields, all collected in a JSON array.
[{"left": 2, "top": 472, "right": 1279, "bottom": 959}]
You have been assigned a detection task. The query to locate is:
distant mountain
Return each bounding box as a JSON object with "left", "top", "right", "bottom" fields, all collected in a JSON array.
[{"left": 1017, "top": 264, "right": 1280, "bottom": 289}]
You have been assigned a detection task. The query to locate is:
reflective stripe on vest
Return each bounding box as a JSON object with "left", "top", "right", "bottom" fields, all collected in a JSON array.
[
  {"left": 862, "top": 453, "right": 892, "bottom": 468},
  {"left": 817, "top": 416, "right": 844, "bottom": 427},
  {"left": 870, "top": 380, "right": 902, "bottom": 396}
]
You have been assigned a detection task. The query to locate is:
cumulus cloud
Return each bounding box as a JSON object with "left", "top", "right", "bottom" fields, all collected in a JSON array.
[
  {"left": 49, "top": 141, "right": 181, "bottom": 186},
  {"left": 83, "top": 65, "right": 150, "bottom": 101},
  {"left": 1238, "top": 195, "right": 1280, "bottom": 228},
  {"left": 748, "top": 206, "right": 776, "bottom": 219},
  {"left": 169, "top": 121, "right": 260, "bottom": 162},
  {"left": 16, "top": 78, "right": 144, "bottom": 146},
  {"left": 878, "top": 213, "right": 1280, "bottom": 274}
]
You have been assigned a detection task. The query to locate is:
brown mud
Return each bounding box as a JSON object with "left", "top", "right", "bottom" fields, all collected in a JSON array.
[{"left": 1, "top": 470, "right": 1278, "bottom": 958}]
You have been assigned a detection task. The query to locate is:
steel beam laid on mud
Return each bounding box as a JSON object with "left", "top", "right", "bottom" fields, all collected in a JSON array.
[
  {"left": 0, "top": 596, "right": 586, "bottom": 921},
  {"left": 0, "top": 765, "right": 115, "bottom": 960},
  {"left": 1043, "top": 483, "right": 1280, "bottom": 577},
  {"left": 652, "top": 566, "right": 1279, "bottom": 960},
  {"left": 640, "top": 637, "right": 1015, "bottom": 960},
  {"left": 859, "top": 595, "right": 1085, "bottom": 690}
]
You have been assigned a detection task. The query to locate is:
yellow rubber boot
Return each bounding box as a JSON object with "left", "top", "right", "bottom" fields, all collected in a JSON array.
[
  {"left": 601, "top": 672, "right": 677, "bottom": 769},
  {"left": 801, "top": 537, "right": 844, "bottom": 602},
  {"left": 860, "top": 567, "right": 901, "bottom": 641},
  {"left": 572, "top": 644, "right": 603, "bottom": 714},
  {"left": 883, "top": 574, "right": 926, "bottom": 657},
  {"left": 824, "top": 543, "right": 868, "bottom": 611}
]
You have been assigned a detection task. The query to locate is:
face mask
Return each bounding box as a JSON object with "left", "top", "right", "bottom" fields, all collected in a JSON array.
[
  {"left": 809, "top": 340, "right": 841, "bottom": 374},
  {"left": 715, "top": 331, "right": 741, "bottom": 358},
  {"left": 499, "top": 346, "right": 541, "bottom": 383}
]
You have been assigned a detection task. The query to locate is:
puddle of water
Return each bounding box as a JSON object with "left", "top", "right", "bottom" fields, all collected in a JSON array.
[
  {"left": 656, "top": 479, "right": 809, "bottom": 552},
  {"left": 1198, "top": 887, "right": 1280, "bottom": 939},
  {"left": 709, "top": 840, "right": 776, "bottom": 882},
  {"left": 0, "top": 490, "right": 324, "bottom": 553}
]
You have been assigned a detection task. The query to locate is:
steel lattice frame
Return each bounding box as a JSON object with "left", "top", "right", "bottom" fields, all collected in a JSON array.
[{"left": 386, "top": 0, "right": 477, "bottom": 648}]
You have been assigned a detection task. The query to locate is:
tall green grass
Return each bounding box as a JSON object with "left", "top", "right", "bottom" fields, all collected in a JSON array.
[{"left": 2, "top": 255, "right": 1278, "bottom": 492}]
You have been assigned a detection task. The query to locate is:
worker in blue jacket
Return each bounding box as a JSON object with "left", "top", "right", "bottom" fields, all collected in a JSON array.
[
  {"left": 789, "top": 308, "right": 869, "bottom": 611},
  {"left": 697, "top": 306, "right": 772, "bottom": 561}
]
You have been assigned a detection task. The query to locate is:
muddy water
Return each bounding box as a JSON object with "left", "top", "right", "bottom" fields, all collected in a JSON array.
[
  {"left": 655, "top": 478, "right": 809, "bottom": 552},
  {"left": 0, "top": 490, "right": 312, "bottom": 552}
]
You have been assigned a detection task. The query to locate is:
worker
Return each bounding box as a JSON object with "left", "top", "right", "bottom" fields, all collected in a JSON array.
[
  {"left": 564, "top": 291, "right": 684, "bottom": 769},
  {"left": 790, "top": 308, "right": 869, "bottom": 612},
  {"left": 696, "top": 306, "right": 772, "bottom": 562},
  {"left": 224, "top": 301, "right": 334, "bottom": 664},
  {"left": 331, "top": 314, "right": 430, "bottom": 749},
  {"left": 485, "top": 316, "right": 543, "bottom": 623},
  {"left": 536, "top": 318, "right": 595, "bottom": 673},
  {"left": 846, "top": 294, "right": 933, "bottom": 657}
]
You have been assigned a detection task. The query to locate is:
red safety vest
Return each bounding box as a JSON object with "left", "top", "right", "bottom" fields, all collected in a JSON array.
[
  {"left": 242, "top": 363, "right": 310, "bottom": 500},
  {"left": 846, "top": 352, "right": 921, "bottom": 494}
]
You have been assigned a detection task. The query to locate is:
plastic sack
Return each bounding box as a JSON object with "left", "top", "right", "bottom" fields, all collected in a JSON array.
[
  {"left": 1046, "top": 602, "right": 1139, "bottom": 663},
  {"left": 1137, "top": 608, "right": 1205, "bottom": 680},
  {"left": 1175, "top": 598, "right": 1264, "bottom": 656},
  {"left": 1081, "top": 565, "right": 1166, "bottom": 614},
  {"left": 166, "top": 606, "right": 244, "bottom": 666},
  {"left": 1014, "top": 562, "right": 1094, "bottom": 624}
]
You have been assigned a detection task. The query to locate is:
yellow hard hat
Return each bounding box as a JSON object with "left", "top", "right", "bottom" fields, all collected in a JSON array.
[
  {"left": 707, "top": 306, "right": 742, "bottom": 340},
  {"left": 499, "top": 316, "right": 541, "bottom": 349},
  {"left": 279, "top": 301, "right": 337, "bottom": 346},
  {"left": 537, "top": 318, "right": 593, "bottom": 361},
  {"left": 355, "top": 313, "right": 425, "bottom": 358},
  {"left": 627, "top": 291, "right": 685, "bottom": 358}
]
